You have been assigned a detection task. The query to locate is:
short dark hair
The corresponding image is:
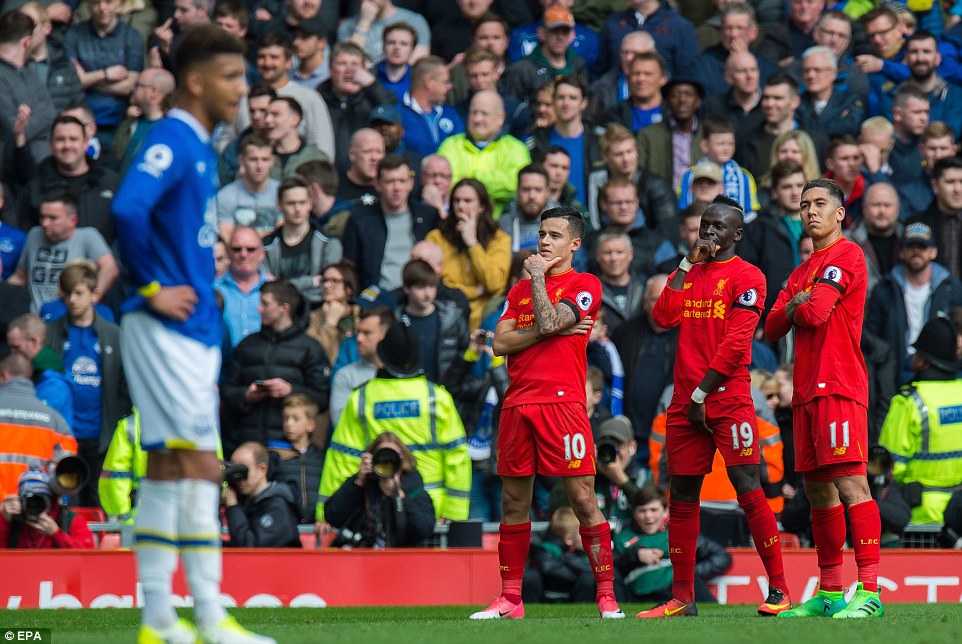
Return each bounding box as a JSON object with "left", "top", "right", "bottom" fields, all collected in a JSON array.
[
  {"left": 554, "top": 73, "right": 587, "bottom": 98},
  {"left": 296, "top": 159, "right": 338, "bottom": 196},
  {"left": 332, "top": 40, "right": 368, "bottom": 64},
  {"left": 377, "top": 153, "right": 411, "bottom": 178},
  {"left": 764, "top": 72, "right": 799, "bottom": 95},
  {"left": 213, "top": 1, "right": 248, "bottom": 26},
  {"left": 0, "top": 11, "right": 34, "bottom": 45},
  {"left": 40, "top": 189, "right": 79, "bottom": 214},
  {"left": 707, "top": 194, "right": 744, "bottom": 227},
  {"left": 239, "top": 131, "right": 273, "bottom": 154},
  {"left": 50, "top": 114, "right": 86, "bottom": 138},
  {"left": 628, "top": 50, "right": 666, "bottom": 75},
  {"left": 358, "top": 305, "right": 395, "bottom": 329},
  {"left": 826, "top": 134, "right": 859, "bottom": 159},
  {"left": 383, "top": 21, "right": 418, "bottom": 47},
  {"left": 272, "top": 95, "right": 303, "bottom": 120},
  {"left": 472, "top": 11, "right": 510, "bottom": 39},
  {"left": 517, "top": 163, "right": 549, "bottom": 184},
  {"left": 322, "top": 260, "right": 359, "bottom": 297},
  {"left": 630, "top": 484, "right": 667, "bottom": 510},
  {"left": 257, "top": 31, "right": 294, "bottom": 59},
  {"left": 173, "top": 24, "right": 246, "bottom": 87},
  {"left": 932, "top": 155, "right": 962, "bottom": 181},
  {"left": 277, "top": 176, "right": 309, "bottom": 202},
  {"left": 770, "top": 160, "right": 806, "bottom": 187},
  {"left": 402, "top": 259, "right": 438, "bottom": 288},
  {"left": 907, "top": 29, "right": 938, "bottom": 48},
  {"left": 261, "top": 280, "right": 302, "bottom": 313},
  {"left": 541, "top": 206, "right": 585, "bottom": 240},
  {"left": 802, "top": 178, "right": 845, "bottom": 208},
  {"left": 539, "top": 145, "right": 570, "bottom": 161},
  {"left": 248, "top": 83, "right": 277, "bottom": 102},
  {"left": 703, "top": 116, "right": 736, "bottom": 138}
]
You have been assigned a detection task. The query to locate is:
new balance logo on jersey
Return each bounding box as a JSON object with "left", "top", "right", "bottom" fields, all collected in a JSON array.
[
  {"left": 568, "top": 460, "right": 582, "bottom": 469},
  {"left": 833, "top": 447, "right": 847, "bottom": 456},
  {"left": 739, "top": 448, "right": 753, "bottom": 456}
]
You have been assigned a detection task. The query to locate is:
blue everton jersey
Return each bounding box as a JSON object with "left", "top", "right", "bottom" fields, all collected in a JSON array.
[{"left": 112, "top": 109, "right": 222, "bottom": 347}]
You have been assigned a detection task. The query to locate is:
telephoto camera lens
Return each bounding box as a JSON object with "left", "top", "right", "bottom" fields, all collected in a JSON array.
[
  {"left": 20, "top": 493, "right": 50, "bottom": 520},
  {"left": 223, "top": 462, "right": 249, "bottom": 488},
  {"left": 371, "top": 447, "right": 402, "bottom": 479},
  {"left": 597, "top": 440, "right": 619, "bottom": 465}
]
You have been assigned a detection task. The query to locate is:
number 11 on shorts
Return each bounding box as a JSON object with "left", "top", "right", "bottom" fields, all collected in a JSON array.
[
  {"left": 829, "top": 420, "right": 850, "bottom": 448},
  {"left": 563, "top": 433, "right": 586, "bottom": 460}
]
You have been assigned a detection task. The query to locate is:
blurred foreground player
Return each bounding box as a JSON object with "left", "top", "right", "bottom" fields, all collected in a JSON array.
[
  {"left": 470, "top": 207, "right": 624, "bottom": 620},
  {"left": 113, "top": 25, "right": 274, "bottom": 644},
  {"left": 639, "top": 196, "right": 790, "bottom": 618},
  {"left": 766, "top": 179, "right": 883, "bottom": 619}
]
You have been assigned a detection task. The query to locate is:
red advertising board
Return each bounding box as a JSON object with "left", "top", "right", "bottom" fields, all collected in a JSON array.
[{"left": 0, "top": 549, "right": 960, "bottom": 609}]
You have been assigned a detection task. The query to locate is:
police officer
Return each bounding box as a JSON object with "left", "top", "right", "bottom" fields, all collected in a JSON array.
[
  {"left": 316, "top": 321, "right": 471, "bottom": 526},
  {"left": 879, "top": 314, "right": 962, "bottom": 525}
]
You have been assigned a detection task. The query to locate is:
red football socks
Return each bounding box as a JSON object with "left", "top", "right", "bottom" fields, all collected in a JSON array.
[
  {"left": 848, "top": 500, "right": 881, "bottom": 593},
  {"left": 737, "top": 488, "right": 789, "bottom": 595},
  {"left": 498, "top": 522, "right": 530, "bottom": 604},
  {"left": 811, "top": 504, "right": 846, "bottom": 592},
  {"left": 579, "top": 522, "right": 615, "bottom": 600},
  {"left": 668, "top": 499, "right": 700, "bottom": 603}
]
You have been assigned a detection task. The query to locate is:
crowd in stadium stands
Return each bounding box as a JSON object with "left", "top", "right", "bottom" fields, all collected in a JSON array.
[{"left": 0, "top": 0, "right": 961, "bottom": 590}]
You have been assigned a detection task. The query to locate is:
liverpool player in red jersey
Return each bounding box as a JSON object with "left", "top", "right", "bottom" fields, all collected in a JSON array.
[
  {"left": 766, "top": 179, "right": 884, "bottom": 619},
  {"left": 637, "top": 195, "right": 792, "bottom": 618},
  {"left": 469, "top": 207, "right": 624, "bottom": 620}
]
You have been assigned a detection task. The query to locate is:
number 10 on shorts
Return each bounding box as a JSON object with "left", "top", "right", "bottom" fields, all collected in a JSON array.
[
  {"left": 563, "top": 433, "right": 586, "bottom": 460},
  {"left": 829, "top": 420, "right": 850, "bottom": 448}
]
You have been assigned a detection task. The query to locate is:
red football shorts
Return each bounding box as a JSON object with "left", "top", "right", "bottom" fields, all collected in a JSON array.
[
  {"left": 793, "top": 395, "right": 869, "bottom": 473},
  {"left": 665, "top": 396, "right": 760, "bottom": 475},
  {"left": 497, "top": 402, "right": 596, "bottom": 477}
]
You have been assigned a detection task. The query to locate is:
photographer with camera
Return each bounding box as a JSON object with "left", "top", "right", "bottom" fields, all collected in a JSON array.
[
  {"left": 0, "top": 469, "right": 94, "bottom": 549},
  {"left": 223, "top": 442, "right": 301, "bottom": 548},
  {"left": 594, "top": 415, "right": 646, "bottom": 533},
  {"left": 325, "top": 431, "right": 436, "bottom": 548}
]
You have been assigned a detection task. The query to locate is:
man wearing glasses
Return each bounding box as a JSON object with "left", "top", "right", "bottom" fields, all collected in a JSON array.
[{"left": 215, "top": 227, "right": 271, "bottom": 346}]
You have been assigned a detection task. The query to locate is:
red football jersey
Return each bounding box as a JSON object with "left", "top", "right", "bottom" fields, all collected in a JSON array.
[
  {"left": 652, "top": 256, "right": 766, "bottom": 405},
  {"left": 765, "top": 237, "right": 868, "bottom": 406},
  {"left": 499, "top": 268, "right": 602, "bottom": 408}
]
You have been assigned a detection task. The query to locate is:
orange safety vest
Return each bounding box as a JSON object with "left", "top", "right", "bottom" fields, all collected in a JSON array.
[
  {"left": 649, "top": 413, "right": 784, "bottom": 513},
  {"left": 0, "top": 422, "right": 78, "bottom": 498}
]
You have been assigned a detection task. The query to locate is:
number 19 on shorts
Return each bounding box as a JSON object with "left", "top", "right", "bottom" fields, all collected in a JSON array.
[{"left": 563, "top": 433, "right": 586, "bottom": 460}]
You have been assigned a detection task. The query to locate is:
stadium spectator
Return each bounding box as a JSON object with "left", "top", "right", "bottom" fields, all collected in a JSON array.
[
  {"left": 289, "top": 17, "right": 329, "bottom": 88},
  {"left": 263, "top": 177, "right": 343, "bottom": 306},
  {"left": 149, "top": 0, "right": 212, "bottom": 70},
  {"left": 296, "top": 159, "right": 350, "bottom": 237},
  {"left": 508, "top": 0, "right": 599, "bottom": 69},
  {"left": 757, "top": 0, "right": 824, "bottom": 67},
  {"left": 887, "top": 86, "right": 929, "bottom": 187},
  {"left": 907, "top": 156, "right": 962, "bottom": 279},
  {"left": 221, "top": 280, "right": 330, "bottom": 453},
  {"left": 17, "top": 115, "right": 121, "bottom": 244},
  {"left": 224, "top": 441, "right": 301, "bottom": 547},
  {"left": 269, "top": 394, "right": 326, "bottom": 523},
  {"left": 327, "top": 306, "right": 392, "bottom": 427},
  {"left": 217, "top": 83, "right": 276, "bottom": 186},
  {"left": 438, "top": 90, "right": 530, "bottom": 218},
  {"left": 256, "top": 0, "right": 339, "bottom": 43},
  {"left": 445, "top": 11, "right": 511, "bottom": 107},
  {"left": 318, "top": 42, "right": 396, "bottom": 166},
  {"left": 236, "top": 32, "right": 335, "bottom": 160},
  {"left": 522, "top": 505, "right": 596, "bottom": 603},
  {"left": 216, "top": 132, "right": 280, "bottom": 239},
  {"left": 409, "top": 239, "right": 472, "bottom": 320},
  {"left": 502, "top": 5, "right": 586, "bottom": 104},
  {"left": 342, "top": 154, "right": 439, "bottom": 291},
  {"left": 427, "top": 178, "right": 511, "bottom": 329},
  {"left": 766, "top": 129, "right": 822, "bottom": 189},
  {"left": 739, "top": 73, "right": 802, "bottom": 179},
  {"left": 637, "top": 76, "right": 703, "bottom": 186},
  {"left": 701, "top": 51, "right": 765, "bottom": 148},
  {"left": 455, "top": 47, "right": 531, "bottom": 141},
  {"left": 844, "top": 182, "right": 903, "bottom": 294},
  {"left": 0, "top": 468, "right": 93, "bottom": 548},
  {"left": 400, "top": 56, "right": 464, "bottom": 156},
  {"left": 595, "top": 0, "right": 698, "bottom": 80},
  {"left": 866, "top": 222, "right": 962, "bottom": 388},
  {"left": 857, "top": 116, "right": 898, "bottom": 192},
  {"left": 369, "top": 104, "right": 422, "bottom": 179},
  {"left": 899, "top": 121, "right": 957, "bottom": 217},
  {"left": 264, "top": 96, "right": 327, "bottom": 181},
  {"left": 111, "top": 67, "right": 175, "bottom": 175},
  {"left": 695, "top": 4, "right": 776, "bottom": 99},
  {"left": 528, "top": 75, "right": 601, "bottom": 207},
  {"left": 789, "top": 11, "right": 868, "bottom": 100},
  {"left": 677, "top": 117, "right": 759, "bottom": 218},
  {"left": 0, "top": 352, "right": 75, "bottom": 498},
  {"left": 214, "top": 226, "right": 270, "bottom": 347},
  {"left": 535, "top": 146, "right": 583, "bottom": 214},
  {"left": 591, "top": 415, "right": 645, "bottom": 530},
  {"left": 823, "top": 136, "right": 870, "bottom": 227},
  {"left": 44, "top": 260, "right": 129, "bottom": 508},
  {"left": 98, "top": 410, "right": 144, "bottom": 525},
  {"left": 418, "top": 154, "right": 452, "bottom": 216},
  {"left": 587, "top": 30, "right": 655, "bottom": 123},
  {"left": 880, "top": 315, "right": 962, "bottom": 525},
  {"left": 336, "top": 128, "right": 385, "bottom": 206},
  {"left": 306, "top": 261, "right": 360, "bottom": 366},
  {"left": 375, "top": 22, "right": 415, "bottom": 102},
  {"left": 325, "top": 430, "right": 437, "bottom": 548},
  {"left": 10, "top": 190, "right": 117, "bottom": 313},
  {"left": 20, "top": 2, "right": 83, "bottom": 113},
  {"left": 595, "top": 233, "right": 644, "bottom": 335},
  {"left": 499, "top": 164, "right": 548, "bottom": 253},
  {"left": 797, "top": 46, "right": 865, "bottom": 139},
  {"left": 856, "top": 7, "right": 918, "bottom": 115},
  {"left": 64, "top": 0, "right": 144, "bottom": 147},
  {"left": 317, "top": 321, "right": 470, "bottom": 524},
  {"left": 0, "top": 283, "right": 30, "bottom": 353},
  {"left": 338, "top": 0, "right": 429, "bottom": 65},
  {"left": 430, "top": 0, "right": 502, "bottom": 63},
  {"left": 0, "top": 11, "right": 57, "bottom": 162},
  {"left": 606, "top": 51, "right": 665, "bottom": 134}
]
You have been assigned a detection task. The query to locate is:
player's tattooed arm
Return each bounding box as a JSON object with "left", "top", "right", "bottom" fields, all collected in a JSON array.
[
  {"left": 492, "top": 318, "right": 544, "bottom": 356},
  {"left": 529, "top": 272, "right": 577, "bottom": 334}
]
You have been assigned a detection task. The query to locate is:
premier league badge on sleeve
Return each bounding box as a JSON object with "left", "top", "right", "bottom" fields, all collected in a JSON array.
[
  {"left": 576, "top": 291, "right": 593, "bottom": 311},
  {"left": 822, "top": 265, "right": 842, "bottom": 284},
  {"left": 737, "top": 288, "right": 758, "bottom": 306}
]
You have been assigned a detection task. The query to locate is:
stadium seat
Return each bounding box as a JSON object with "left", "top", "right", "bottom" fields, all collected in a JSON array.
[{"left": 71, "top": 507, "right": 107, "bottom": 523}]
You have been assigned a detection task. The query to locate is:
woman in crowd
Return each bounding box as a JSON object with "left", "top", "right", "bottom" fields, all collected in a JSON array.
[
  {"left": 427, "top": 179, "right": 511, "bottom": 329},
  {"left": 761, "top": 130, "right": 821, "bottom": 189},
  {"left": 307, "top": 260, "right": 360, "bottom": 367}
]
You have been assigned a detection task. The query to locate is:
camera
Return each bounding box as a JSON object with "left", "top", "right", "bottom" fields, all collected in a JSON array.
[
  {"left": 223, "top": 462, "right": 249, "bottom": 488},
  {"left": 371, "top": 447, "right": 402, "bottom": 479},
  {"left": 19, "top": 492, "right": 51, "bottom": 521},
  {"left": 597, "top": 439, "right": 621, "bottom": 465}
]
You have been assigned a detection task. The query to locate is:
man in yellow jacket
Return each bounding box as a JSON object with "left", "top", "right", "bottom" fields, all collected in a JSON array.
[
  {"left": 98, "top": 410, "right": 146, "bottom": 525},
  {"left": 880, "top": 315, "right": 962, "bottom": 524},
  {"left": 316, "top": 322, "right": 471, "bottom": 524}
]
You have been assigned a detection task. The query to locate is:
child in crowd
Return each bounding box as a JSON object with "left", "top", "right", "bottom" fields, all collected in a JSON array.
[
  {"left": 523, "top": 506, "right": 596, "bottom": 603},
  {"left": 586, "top": 366, "right": 610, "bottom": 437},
  {"left": 269, "top": 394, "right": 325, "bottom": 524},
  {"left": 46, "top": 260, "right": 128, "bottom": 508},
  {"left": 677, "top": 117, "right": 760, "bottom": 220},
  {"left": 614, "top": 485, "right": 732, "bottom": 604}
]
